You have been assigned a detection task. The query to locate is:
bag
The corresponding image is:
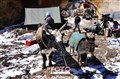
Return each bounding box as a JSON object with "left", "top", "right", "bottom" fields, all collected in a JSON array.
[{"left": 26, "top": 39, "right": 37, "bottom": 46}]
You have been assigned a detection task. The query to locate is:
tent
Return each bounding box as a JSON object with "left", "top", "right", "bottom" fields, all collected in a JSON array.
[{"left": 24, "top": 7, "right": 61, "bottom": 25}]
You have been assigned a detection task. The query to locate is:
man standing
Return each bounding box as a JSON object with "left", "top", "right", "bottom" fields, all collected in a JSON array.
[
  {"left": 73, "top": 14, "right": 81, "bottom": 33},
  {"left": 45, "top": 12, "right": 55, "bottom": 35},
  {"left": 101, "top": 14, "right": 112, "bottom": 39}
]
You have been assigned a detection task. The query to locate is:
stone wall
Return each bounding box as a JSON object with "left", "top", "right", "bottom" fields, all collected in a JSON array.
[
  {"left": 0, "top": 0, "right": 23, "bottom": 28},
  {"left": 91, "top": 0, "right": 120, "bottom": 14},
  {"left": 100, "top": 0, "right": 120, "bottom": 13}
]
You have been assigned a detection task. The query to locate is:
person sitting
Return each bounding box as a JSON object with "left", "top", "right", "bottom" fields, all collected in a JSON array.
[
  {"left": 112, "top": 21, "right": 120, "bottom": 37},
  {"left": 112, "top": 21, "right": 120, "bottom": 29}
]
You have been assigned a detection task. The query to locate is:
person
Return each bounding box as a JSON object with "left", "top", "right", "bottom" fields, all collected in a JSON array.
[
  {"left": 101, "top": 14, "right": 112, "bottom": 39},
  {"left": 73, "top": 14, "right": 81, "bottom": 33},
  {"left": 112, "top": 21, "right": 120, "bottom": 30},
  {"left": 44, "top": 12, "right": 55, "bottom": 35},
  {"left": 112, "top": 21, "right": 120, "bottom": 37}
]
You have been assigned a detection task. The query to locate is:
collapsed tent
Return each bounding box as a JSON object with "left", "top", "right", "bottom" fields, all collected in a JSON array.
[{"left": 24, "top": 7, "right": 61, "bottom": 25}]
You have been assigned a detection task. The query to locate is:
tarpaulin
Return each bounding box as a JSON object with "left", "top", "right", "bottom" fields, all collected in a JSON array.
[{"left": 24, "top": 7, "right": 61, "bottom": 25}]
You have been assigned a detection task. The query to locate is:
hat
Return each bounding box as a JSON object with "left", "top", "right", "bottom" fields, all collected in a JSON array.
[{"left": 46, "top": 12, "right": 51, "bottom": 17}]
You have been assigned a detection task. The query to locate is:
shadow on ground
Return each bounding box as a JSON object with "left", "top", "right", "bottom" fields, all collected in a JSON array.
[{"left": 52, "top": 50, "right": 118, "bottom": 79}]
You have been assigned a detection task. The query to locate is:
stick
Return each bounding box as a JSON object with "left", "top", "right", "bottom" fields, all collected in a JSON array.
[
  {"left": 58, "top": 21, "right": 68, "bottom": 32},
  {"left": 61, "top": 51, "right": 68, "bottom": 67}
]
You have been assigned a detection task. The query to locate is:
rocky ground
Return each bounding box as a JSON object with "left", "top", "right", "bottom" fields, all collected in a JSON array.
[{"left": 0, "top": 28, "right": 120, "bottom": 79}]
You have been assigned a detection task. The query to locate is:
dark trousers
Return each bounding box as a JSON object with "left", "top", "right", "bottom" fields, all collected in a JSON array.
[
  {"left": 73, "top": 24, "right": 81, "bottom": 33},
  {"left": 57, "top": 41, "right": 66, "bottom": 51}
]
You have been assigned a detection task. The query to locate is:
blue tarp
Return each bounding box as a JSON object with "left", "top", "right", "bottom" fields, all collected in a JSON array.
[
  {"left": 68, "top": 32, "right": 86, "bottom": 50},
  {"left": 0, "top": 22, "right": 24, "bottom": 34},
  {"left": 110, "top": 11, "right": 120, "bottom": 20}
]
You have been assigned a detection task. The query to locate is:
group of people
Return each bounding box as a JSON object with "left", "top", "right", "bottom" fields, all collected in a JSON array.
[
  {"left": 44, "top": 9, "right": 120, "bottom": 39},
  {"left": 43, "top": 11, "right": 81, "bottom": 35},
  {"left": 101, "top": 14, "right": 120, "bottom": 38}
]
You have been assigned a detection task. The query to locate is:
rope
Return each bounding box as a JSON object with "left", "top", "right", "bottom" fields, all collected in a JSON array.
[
  {"left": 59, "top": 33, "right": 68, "bottom": 67},
  {"left": 61, "top": 50, "right": 68, "bottom": 67},
  {"left": 41, "top": 38, "right": 49, "bottom": 49}
]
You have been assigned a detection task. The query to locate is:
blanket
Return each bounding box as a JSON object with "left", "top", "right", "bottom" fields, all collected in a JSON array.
[{"left": 68, "top": 32, "right": 86, "bottom": 50}]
